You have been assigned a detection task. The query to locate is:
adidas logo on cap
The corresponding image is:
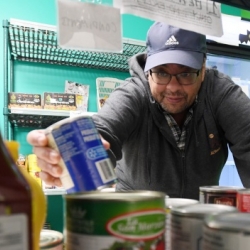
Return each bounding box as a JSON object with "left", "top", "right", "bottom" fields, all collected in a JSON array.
[{"left": 165, "top": 35, "right": 179, "bottom": 45}]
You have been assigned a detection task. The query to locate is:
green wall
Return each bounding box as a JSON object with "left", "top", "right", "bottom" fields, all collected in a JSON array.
[{"left": 0, "top": 0, "right": 154, "bottom": 141}]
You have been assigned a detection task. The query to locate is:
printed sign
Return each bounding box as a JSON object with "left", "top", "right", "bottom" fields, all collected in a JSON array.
[
  {"left": 57, "top": 0, "right": 122, "bottom": 52},
  {"left": 114, "top": 0, "right": 223, "bottom": 37}
]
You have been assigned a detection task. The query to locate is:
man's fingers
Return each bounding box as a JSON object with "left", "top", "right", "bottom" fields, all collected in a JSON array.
[
  {"left": 27, "top": 130, "right": 47, "bottom": 146},
  {"left": 100, "top": 137, "right": 110, "bottom": 150},
  {"left": 36, "top": 155, "right": 62, "bottom": 176},
  {"left": 39, "top": 171, "right": 62, "bottom": 187},
  {"left": 33, "top": 146, "right": 61, "bottom": 165}
]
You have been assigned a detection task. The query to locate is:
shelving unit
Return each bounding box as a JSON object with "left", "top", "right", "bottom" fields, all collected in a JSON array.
[
  {"left": 8, "top": 108, "right": 96, "bottom": 128},
  {"left": 2, "top": 19, "right": 147, "bottom": 139},
  {"left": 4, "top": 18, "right": 250, "bottom": 140}
]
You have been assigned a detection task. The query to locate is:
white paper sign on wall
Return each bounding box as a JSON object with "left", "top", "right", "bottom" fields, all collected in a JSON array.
[
  {"left": 57, "top": 0, "right": 122, "bottom": 52},
  {"left": 114, "top": 0, "right": 223, "bottom": 37}
]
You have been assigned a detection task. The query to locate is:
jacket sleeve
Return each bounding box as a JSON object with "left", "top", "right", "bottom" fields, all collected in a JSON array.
[
  {"left": 209, "top": 70, "right": 250, "bottom": 187},
  {"left": 92, "top": 80, "right": 146, "bottom": 162}
]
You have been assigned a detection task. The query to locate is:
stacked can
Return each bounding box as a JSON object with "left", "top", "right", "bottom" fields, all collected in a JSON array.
[
  {"left": 170, "top": 203, "right": 237, "bottom": 250},
  {"left": 165, "top": 198, "right": 199, "bottom": 250},
  {"left": 202, "top": 211, "right": 250, "bottom": 249},
  {"left": 199, "top": 186, "right": 243, "bottom": 206},
  {"left": 236, "top": 188, "right": 250, "bottom": 212}
]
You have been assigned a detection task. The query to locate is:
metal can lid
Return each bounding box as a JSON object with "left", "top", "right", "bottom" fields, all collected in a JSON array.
[
  {"left": 165, "top": 198, "right": 199, "bottom": 209},
  {"left": 65, "top": 190, "right": 166, "bottom": 201},
  {"left": 236, "top": 188, "right": 250, "bottom": 194},
  {"left": 204, "top": 212, "right": 250, "bottom": 232},
  {"left": 40, "top": 229, "right": 63, "bottom": 249},
  {"left": 199, "top": 185, "right": 243, "bottom": 193},
  {"left": 171, "top": 203, "right": 237, "bottom": 218}
]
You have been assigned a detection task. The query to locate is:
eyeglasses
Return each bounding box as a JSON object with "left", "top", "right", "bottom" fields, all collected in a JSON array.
[{"left": 149, "top": 70, "right": 200, "bottom": 85}]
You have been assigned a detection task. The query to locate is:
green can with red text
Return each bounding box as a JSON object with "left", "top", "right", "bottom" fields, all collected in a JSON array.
[{"left": 64, "top": 191, "right": 166, "bottom": 250}]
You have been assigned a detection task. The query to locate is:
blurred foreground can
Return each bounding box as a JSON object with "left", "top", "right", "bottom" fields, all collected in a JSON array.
[
  {"left": 45, "top": 116, "right": 117, "bottom": 193},
  {"left": 165, "top": 198, "right": 199, "bottom": 250},
  {"left": 202, "top": 212, "right": 250, "bottom": 249},
  {"left": 199, "top": 186, "right": 243, "bottom": 206},
  {"left": 64, "top": 191, "right": 166, "bottom": 250},
  {"left": 171, "top": 203, "right": 237, "bottom": 250},
  {"left": 40, "top": 229, "right": 63, "bottom": 250}
]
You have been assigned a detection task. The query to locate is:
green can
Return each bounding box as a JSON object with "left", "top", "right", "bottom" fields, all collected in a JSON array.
[{"left": 64, "top": 191, "right": 166, "bottom": 250}]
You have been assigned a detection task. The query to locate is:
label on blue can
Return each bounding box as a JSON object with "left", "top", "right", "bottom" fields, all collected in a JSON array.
[{"left": 45, "top": 116, "right": 117, "bottom": 193}]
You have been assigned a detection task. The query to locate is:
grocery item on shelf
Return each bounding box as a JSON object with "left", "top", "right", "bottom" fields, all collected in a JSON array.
[
  {"left": 96, "top": 77, "right": 124, "bottom": 111},
  {"left": 65, "top": 80, "right": 90, "bottom": 112},
  {"left": 8, "top": 92, "right": 42, "bottom": 109},
  {"left": 43, "top": 92, "right": 77, "bottom": 111},
  {"left": 4, "top": 138, "right": 47, "bottom": 250},
  {"left": 26, "top": 154, "right": 42, "bottom": 187},
  {"left": 16, "top": 153, "right": 28, "bottom": 171}
]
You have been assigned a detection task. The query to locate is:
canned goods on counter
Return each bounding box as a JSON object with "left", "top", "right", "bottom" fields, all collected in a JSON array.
[
  {"left": 199, "top": 186, "right": 243, "bottom": 206},
  {"left": 202, "top": 212, "right": 250, "bottom": 250},
  {"left": 40, "top": 229, "right": 63, "bottom": 250},
  {"left": 64, "top": 191, "right": 166, "bottom": 250},
  {"left": 236, "top": 188, "right": 250, "bottom": 212},
  {"left": 165, "top": 198, "right": 199, "bottom": 250},
  {"left": 171, "top": 203, "right": 237, "bottom": 250},
  {"left": 45, "top": 116, "right": 117, "bottom": 194}
]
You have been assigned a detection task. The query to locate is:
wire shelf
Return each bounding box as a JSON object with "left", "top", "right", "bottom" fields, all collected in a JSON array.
[
  {"left": 7, "top": 108, "right": 96, "bottom": 128},
  {"left": 7, "top": 22, "right": 146, "bottom": 72}
]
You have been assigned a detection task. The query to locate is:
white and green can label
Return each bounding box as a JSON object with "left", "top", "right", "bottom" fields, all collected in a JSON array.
[{"left": 65, "top": 192, "right": 166, "bottom": 250}]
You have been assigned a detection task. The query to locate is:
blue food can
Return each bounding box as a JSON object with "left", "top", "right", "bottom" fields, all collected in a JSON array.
[{"left": 45, "top": 115, "right": 117, "bottom": 193}]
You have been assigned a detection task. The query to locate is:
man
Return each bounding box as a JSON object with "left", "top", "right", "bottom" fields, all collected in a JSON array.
[{"left": 27, "top": 22, "right": 250, "bottom": 200}]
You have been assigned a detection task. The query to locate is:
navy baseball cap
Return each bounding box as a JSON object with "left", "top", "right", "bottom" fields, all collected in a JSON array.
[{"left": 144, "top": 22, "right": 207, "bottom": 72}]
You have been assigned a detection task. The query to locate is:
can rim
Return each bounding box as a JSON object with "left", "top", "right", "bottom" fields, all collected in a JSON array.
[
  {"left": 171, "top": 203, "right": 237, "bottom": 218},
  {"left": 204, "top": 211, "right": 250, "bottom": 232},
  {"left": 64, "top": 190, "right": 166, "bottom": 201},
  {"left": 199, "top": 186, "right": 243, "bottom": 192},
  {"left": 40, "top": 230, "right": 63, "bottom": 249}
]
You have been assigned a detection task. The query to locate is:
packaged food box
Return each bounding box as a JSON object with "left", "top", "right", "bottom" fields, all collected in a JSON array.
[
  {"left": 65, "top": 80, "right": 89, "bottom": 112},
  {"left": 8, "top": 92, "right": 42, "bottom": 109},
  {"left": 43, "top": 92, "right": 77, "bottom": 111}
]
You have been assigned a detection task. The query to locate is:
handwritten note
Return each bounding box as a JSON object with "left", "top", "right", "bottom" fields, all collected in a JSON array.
[
  {"left": 114, "top": 0, "right": 223, "bottom": 37},
  {"left": 57, "top": 0, "right": 122, "bottom": 52}
]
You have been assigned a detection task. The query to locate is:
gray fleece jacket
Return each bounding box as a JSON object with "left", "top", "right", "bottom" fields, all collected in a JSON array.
[{"left": 93, "top": 53, "right": 250, "bottom": 200}]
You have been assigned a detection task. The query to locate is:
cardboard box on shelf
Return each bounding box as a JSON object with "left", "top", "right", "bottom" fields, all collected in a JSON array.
[
  {"left": 8, "top": 92, "right": 42, "bottom": 109},
  {"left": 96, "top": 77, "right": 124, "bottom": 111},
  {"left": 65, "top": 80, "right": 89, "bottom": 112},
  {"left": 43, "top": 92, "right": 77, "bottom": 111}
]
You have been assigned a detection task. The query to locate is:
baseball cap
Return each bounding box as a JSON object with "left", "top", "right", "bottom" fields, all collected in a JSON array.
[{"left": 144, "top": 22, "right": 207, "bottom": 72}]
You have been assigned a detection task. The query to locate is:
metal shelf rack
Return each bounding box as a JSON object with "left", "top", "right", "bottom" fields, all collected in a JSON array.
[
  {"left": 4, "top": 18, "right": 250, "bottom": 139},
  {"left": 2, "top": 19, "right": 146, "bottom": 139},
  {"left": 8, "top": 108, "right": 96, "bottom": 128}
]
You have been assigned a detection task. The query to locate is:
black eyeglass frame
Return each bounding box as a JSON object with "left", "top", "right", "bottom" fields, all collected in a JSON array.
[{"left": 149, "top": 69, "right": 200, "bottom": 86}]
